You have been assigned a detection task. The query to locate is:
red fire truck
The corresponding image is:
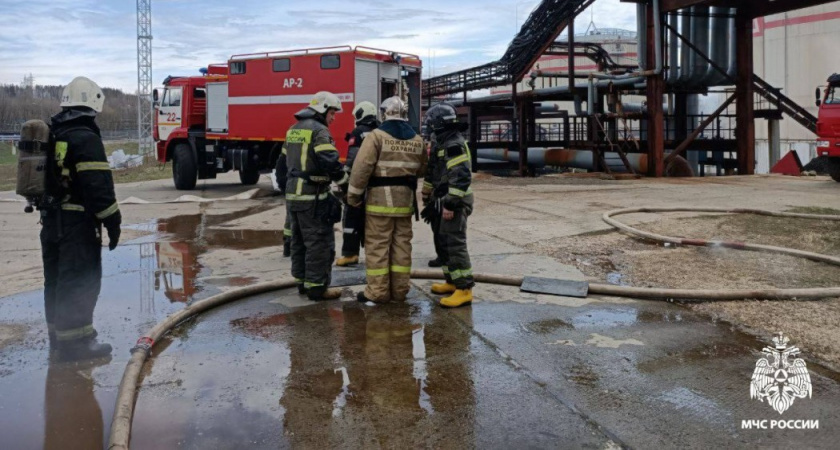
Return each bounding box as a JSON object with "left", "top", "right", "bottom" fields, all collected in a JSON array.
[
  {"left": 154, "top": 46, "right": 423, "bottom": 190},
  {"left": 816, "top": 74, "right": 840, "bottom": 181}
]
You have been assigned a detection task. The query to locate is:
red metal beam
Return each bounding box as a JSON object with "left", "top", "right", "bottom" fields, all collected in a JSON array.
[
  {"left": 645, "top": 2, "right": 665, "bottom": 177},
  {"left": 666, "top": 94, "right": 736, "bottom": 163},
  {"left": 735, "top": 11, "right": 755, "bottom": 175}
]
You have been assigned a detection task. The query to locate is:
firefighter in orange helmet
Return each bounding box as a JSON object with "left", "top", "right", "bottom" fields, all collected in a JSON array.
[{"left": 348, "top": 97, "right": 427, "bottom": 303}]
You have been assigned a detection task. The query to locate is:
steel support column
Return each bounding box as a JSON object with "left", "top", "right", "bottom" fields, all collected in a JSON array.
[
  {"left": 646, "top": 1, "right": 665, "bottom": 177},
  {"left": 568, "top": 20, "right": 575, "bottom": 88},
  {"left": 735, "top": 10, "right": 755, "bottom": 175}
]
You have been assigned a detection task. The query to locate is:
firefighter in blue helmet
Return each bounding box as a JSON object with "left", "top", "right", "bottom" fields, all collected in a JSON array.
[
  {"left": 42, "top": 76, "right": 120, "bottom": 360},
  {"left": 422, "top": 103, "right": 474, "bottom": 308},
  {"left": 276, "top": 91, "right": 348, "bottom": 300}
]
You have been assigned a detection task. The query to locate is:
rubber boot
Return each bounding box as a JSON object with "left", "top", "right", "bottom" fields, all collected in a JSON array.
[
  {"left": 427, "top": 258, "right": 444, "bottom": 268},
  {"left": 57, "top": 336, "right": 112, "bottom": 362},
  {"left": 336, "top": 255, "right": 359, "bottom": 267},
  {"left": 297, "top": 283, "right": 306, "bottom": 295},
  {"left": 308, "top": 287, "right": 342, "bottom": 301},
  {"left": 49, "top": 327, "right": 97, "bottom": 352},
  {"left": 440, "top": 289, "right": 473, "bottom": 308},
  {"left": 283, "top": 239, "right": 291, "bottom": 258},
  {"left": 430, "top": 282, "right": 457, "bottom": 295}
]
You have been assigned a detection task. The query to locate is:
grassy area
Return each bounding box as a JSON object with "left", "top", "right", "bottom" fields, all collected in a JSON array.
[
  {"left": 787, "top": 206, "right": 840, "bottom": 216},
  {"left": 0, "top": 140, "right": 169, "bottom": 191}
]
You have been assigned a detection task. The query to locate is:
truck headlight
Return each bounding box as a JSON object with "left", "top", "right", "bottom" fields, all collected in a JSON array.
[{"left": 816, "top": 140, "right": 830, "bottom": 148}]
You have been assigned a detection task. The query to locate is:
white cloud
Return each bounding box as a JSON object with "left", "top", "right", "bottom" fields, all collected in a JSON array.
[{"left": 0, "top": 0, "right": 639, "bottom": 91}]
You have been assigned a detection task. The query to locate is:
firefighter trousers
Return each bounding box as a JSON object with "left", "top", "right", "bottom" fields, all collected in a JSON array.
[
  {"left": 363, "top": 215, "right": 413, "bottom": 302},
  {"left": 429, "top": 207, "right": 446, "bottom": 263},
  {"left": 40, "top": 210, "right": 103, "bottom": 342},
  {"left": 289, "top": 203, "right": 335, "bottom": 295},
  {"left": 439, "top": 207, "right": 474, "bottom": 290},
  {"left": 341, "top": 203, "right": 364, "bottom": 257}
]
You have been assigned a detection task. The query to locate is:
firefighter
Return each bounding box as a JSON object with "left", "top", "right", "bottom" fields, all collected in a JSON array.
[
  {"left": 276, "top": 91, "right": 348, "bottom": 300},
  {"left": 336, "top": 101, "right": 379, "bottom": 267},
  {"left": 41, "top": 76, "right": 120, "bottom": 360},
  {"left": 421, "top": 125, "right": 446, "bottom": 268},
  {"left": 422, "top": 103, "right": 474, "bottom": 308},
  {"left": 348, "top": 97, "right": 426, "bottom": 303}
]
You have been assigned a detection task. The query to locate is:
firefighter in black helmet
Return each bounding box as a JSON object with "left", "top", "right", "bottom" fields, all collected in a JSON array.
[
  {"left": 336, "top": 101, "right": 379, "bottom": 267},
  {"left": 422, "top": 103, "right": 474, "bottom": 308},
  {"left": 276, "top": 91, "right": 348, "bottom": 300},
  {"left": 42, "top": 76, "right": 120, "bottom": 360}
]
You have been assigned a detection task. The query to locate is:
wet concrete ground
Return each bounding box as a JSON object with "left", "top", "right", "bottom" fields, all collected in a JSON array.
[
  {"left": 3, "top": 174, "right": 840, "bottom": 448},
  {"left": 3, "top": 242, "right": 840, "bottom": 447}
]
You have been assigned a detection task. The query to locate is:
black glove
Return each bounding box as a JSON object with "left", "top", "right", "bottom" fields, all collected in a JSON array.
[
  {"left": 102, "top": 211, "right": 122, "bottom": 251},
  {"left": 420, "top": 202, "right": 433, "bottom": 224}
]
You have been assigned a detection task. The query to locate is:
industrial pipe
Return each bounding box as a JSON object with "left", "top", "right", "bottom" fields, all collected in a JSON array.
[
  {"left": 586, "top": 0, "right": 662, "bottom": 114},
  {"left": 477, "top": 147, "right": 649, "bottom": 173},
  {"left": 110, "top": 207, "right": 840, "bottom": 448}
]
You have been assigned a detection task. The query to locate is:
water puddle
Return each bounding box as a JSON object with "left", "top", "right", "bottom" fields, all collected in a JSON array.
[
  {"left": 571, "top": 308, "right": 638, "bottom": 328},
  {"left": 0, "top": 204, "right": 286, "bottom": 449}
]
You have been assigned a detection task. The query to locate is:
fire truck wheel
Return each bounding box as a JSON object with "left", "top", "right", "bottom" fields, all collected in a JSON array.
[
  {"left": 239, "top": 167, "right": 261, "bottom": 185},
  {"left": 173, "top": 143, "right": 197, "bottom": 190}
]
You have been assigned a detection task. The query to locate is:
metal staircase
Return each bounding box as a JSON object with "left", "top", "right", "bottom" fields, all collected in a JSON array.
[{"left": 753, "top": 74, "right": 818, "bottom": 134}]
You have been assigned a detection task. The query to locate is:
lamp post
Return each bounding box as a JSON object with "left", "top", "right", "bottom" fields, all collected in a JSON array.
[{"left": 515, "top": 1, "right": 533, "bottom": 34}]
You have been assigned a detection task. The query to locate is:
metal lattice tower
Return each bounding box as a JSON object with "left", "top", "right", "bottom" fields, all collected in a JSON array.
[{"left": 137, "top": 0, "right": 153, "bottom": 157}]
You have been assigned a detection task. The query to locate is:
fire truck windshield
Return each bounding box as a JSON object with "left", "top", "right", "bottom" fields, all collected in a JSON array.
[{"left": 826, "top": 86, "right": 840, "bottom": 105}]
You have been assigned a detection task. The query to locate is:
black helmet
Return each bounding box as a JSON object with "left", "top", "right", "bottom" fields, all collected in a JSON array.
[{"left": 424, "top": 103, "right": 466, "bottom": 133}]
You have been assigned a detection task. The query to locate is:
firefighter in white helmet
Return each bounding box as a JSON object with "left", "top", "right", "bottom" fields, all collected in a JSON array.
[
  {"left": 348, "top": 96, "right": 427, "bottom": 303},
  {"left": 276, "top": 91, "right": 348, "bottom": 300},
  {"left": 336, "top": 101, "right": 380, "bottom": 267},
  {"left": 41, "top": 76, "right": 120, "bottom": 360}
]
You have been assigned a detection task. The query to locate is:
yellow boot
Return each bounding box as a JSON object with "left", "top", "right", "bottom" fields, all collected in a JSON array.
[
  {"left": 336, "top": 255, "right": 359, "bottom": 267},
  {"left": 440, "top": 289, "right": 473, "bottom": 308},
  {"left": 431, "top": 282, "right": 457, "bottom": 295}
]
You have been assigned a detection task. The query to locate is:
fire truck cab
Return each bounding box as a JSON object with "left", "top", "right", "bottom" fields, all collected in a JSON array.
[{"left": 154, "top": 46, "right": 423, "bottom": 190}]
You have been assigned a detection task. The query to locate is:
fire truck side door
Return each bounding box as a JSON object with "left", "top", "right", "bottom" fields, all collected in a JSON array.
[{"left": 158, "top": 87, "right": 183, "bottom": 141}]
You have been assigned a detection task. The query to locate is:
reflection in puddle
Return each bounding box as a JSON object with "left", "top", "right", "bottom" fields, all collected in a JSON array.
[
  {"left": 216, "top": 299, "right": 475, "bottom": 448},
  {"left": 151, "top": 205, "right": 282, "bottom": 303}
]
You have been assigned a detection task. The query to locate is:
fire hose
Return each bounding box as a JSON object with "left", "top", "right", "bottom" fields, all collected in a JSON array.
[{"left": 109, "top": 207, "right": 840, "bottom": 448}]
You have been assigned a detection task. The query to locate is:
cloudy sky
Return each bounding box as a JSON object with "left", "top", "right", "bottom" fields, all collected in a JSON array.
[{"left": 0, "top": 0, "right": 637, "bottom": 92}]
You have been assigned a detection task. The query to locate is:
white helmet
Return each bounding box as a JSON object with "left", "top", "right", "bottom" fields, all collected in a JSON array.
[
  {"left": 380, "top": 96, "right": 407, "bottom": 121},
  {"left": 352, "top": 101, "right": 377, "bottom": 123},
  {"left": 308, "top": 91, "right": 343, "bottom": 114},
  {"left": 60, "top": 76, "right": 105, "bottom": 113}
]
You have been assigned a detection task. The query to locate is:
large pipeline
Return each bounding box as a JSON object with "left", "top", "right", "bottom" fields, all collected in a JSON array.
[
  {"left": 109, "top": 207, "right": 840, "bottom": 448},
  {"left": 477, "top": 147, "right": 649, "bottom": 173}
]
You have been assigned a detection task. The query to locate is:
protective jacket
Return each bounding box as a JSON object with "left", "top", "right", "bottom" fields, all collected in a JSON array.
[
  {"left": 48, "top": 109, "right": 120, "bottom": 223},
  {"left": 344, "top": 118, "right": 378, "bottom": 169},
  {"left": 423, "top": 130, "right": 473, "bottom": 210},
  {"left": 348, "top": 120, "right": 427, "bottom": 217},
  {"left": 278, "top": 108, "right": 348, "bottom": 206}
]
